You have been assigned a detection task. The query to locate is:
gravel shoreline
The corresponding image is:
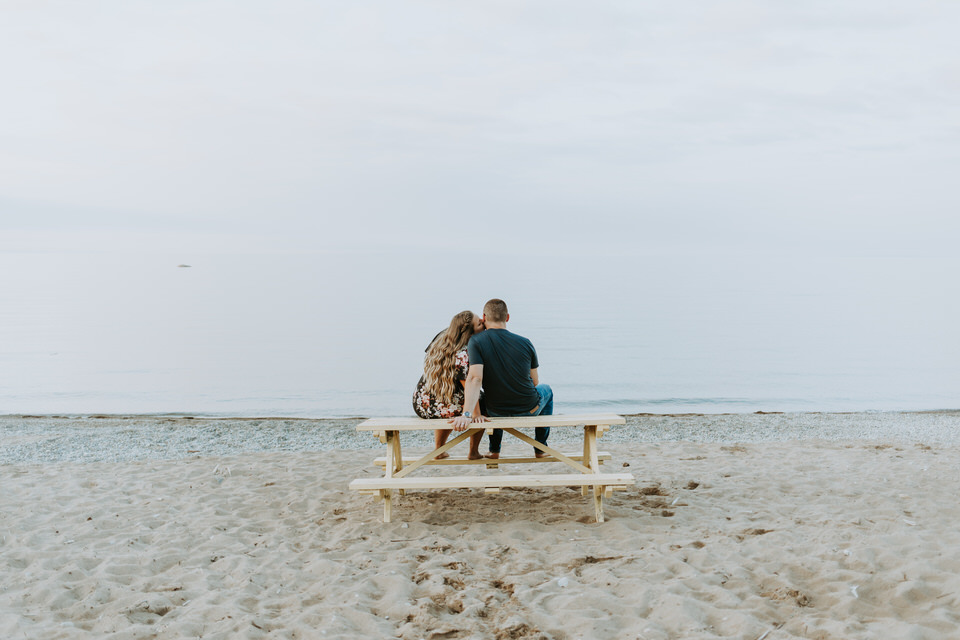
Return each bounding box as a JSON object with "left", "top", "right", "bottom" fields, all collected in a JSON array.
[{"left": 2, "top": 411, "right": 959, "bottom": 465}]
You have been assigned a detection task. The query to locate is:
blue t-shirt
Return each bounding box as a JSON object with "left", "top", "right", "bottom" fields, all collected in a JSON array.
[{"left": 467, "top": 328, "right": 539, "bottom": 415}]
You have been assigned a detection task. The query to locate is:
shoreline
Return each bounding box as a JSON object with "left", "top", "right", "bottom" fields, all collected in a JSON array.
[
  {"left": 3, "top": 411, "right": 960, "bottom": 465},
  {"left": 5, "top": 408, "right": 959, "bottom": 421}
]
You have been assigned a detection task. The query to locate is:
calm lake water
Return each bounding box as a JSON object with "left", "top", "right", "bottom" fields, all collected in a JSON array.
[{"left": 2, "top": 246, "right": 957, "bottom": 417}]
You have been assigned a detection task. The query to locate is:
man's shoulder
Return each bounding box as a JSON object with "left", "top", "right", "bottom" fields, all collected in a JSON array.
[
  {"left": 468, "top": 331, "right": 490, "bottom": 347},
  {"left": 506, "top": 330, "right": 534, "bottom": 348},
  {"left": 471, "top": 329, "right": 534, "bottom": 350},
  {"left": 467, "top": 332, "right": 491, "bottom": 357}
]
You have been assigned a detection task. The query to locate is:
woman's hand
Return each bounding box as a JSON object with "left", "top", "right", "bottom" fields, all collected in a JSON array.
[
  {"left": 448, "top": 414, "right": 473, "bottom": 431},
  {"left": 472, "top": 414, "right": 489, "bottom": 423}
]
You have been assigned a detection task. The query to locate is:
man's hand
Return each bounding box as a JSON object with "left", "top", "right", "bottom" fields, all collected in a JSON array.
[{"left": 448, "top": 414, "right": 473, "bottom": 431}]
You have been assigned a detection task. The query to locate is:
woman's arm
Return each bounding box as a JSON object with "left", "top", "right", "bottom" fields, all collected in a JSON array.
[{"left": 449, "top": 364, "right": 485, "bottom": 430}]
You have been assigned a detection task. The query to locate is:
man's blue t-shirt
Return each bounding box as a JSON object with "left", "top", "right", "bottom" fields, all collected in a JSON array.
[{"left": 467, "top": 328, "right": 539, "bottom": 415}]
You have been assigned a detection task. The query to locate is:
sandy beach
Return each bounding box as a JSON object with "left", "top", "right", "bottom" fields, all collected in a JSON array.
[{"left": 2, "top": 413, "right": 960, "bottom": 639}]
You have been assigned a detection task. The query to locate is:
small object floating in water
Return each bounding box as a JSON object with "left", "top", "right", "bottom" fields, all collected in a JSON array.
[{"left": 178, "top": 264, "right": 192, "bottom": 268}]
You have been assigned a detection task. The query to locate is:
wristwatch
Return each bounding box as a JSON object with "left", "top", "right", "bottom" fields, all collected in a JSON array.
[{"left": 463, "top": 411, "right": 472, "bottom": 418}]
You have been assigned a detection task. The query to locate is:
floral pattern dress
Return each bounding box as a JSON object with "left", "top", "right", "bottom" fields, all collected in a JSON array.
[{"left": 412, "top": 349, "right": 470, "bottom": 419}]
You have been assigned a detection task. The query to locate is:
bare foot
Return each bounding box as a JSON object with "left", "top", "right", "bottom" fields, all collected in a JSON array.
[
  {"left": 484, "top": 452, "right": 500, "bottom": 459},
  {"left": 435, "top": 452, "right": 449, "bottom": 460},
  {"left": 534, "top": 451, "right": 548, "bottom": 459},
  {"left": 467, "top": 452, "right": 483, "bottom": 460}
]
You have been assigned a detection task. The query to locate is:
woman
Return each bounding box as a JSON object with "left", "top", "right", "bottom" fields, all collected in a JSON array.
[{"left": 412, "top": 310, "right": 485, "bottom": 457}]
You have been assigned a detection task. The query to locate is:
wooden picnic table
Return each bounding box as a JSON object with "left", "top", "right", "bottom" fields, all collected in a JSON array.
[{"left": 349, "top": 413, "right": 634, "bottom": 523}]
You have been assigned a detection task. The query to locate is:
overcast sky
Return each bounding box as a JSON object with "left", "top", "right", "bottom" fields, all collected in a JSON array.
[{"left": 2, "top": 1, "right": 958, "bottom": 256}]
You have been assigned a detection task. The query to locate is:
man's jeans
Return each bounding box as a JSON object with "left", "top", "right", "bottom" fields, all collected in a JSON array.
[{"left": 487, "top": 384, "right": 554, "bottom": 454}]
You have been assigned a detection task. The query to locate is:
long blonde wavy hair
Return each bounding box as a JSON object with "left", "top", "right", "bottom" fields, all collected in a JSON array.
[{"left": 423, "top": 310, "right": 477, "bottom": 403}]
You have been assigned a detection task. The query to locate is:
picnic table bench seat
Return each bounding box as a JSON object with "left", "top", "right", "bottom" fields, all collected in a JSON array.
[{"left": 351, "top": 472, "right": 634, "bottom": 492}]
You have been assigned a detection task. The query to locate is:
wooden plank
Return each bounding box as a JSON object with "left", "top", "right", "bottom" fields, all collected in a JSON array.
[
  {"left": 501, "top": 428, "right": 593, "bottom": 474},
  {"left": 349, "top": 473, "right": 635, "bottom": 491},
  {"left": 391, "top": 432, "right": 405, "bottom": 495},
  {"left": 590, "top": 425, "right": 603, "bottom": 519},
  {"left": 581, "top": 427, "right": 594, "bottom": 496},
  {"left": 586, "top": 426, "right": 601, "bottom": 472},
  {"left": 586, "top": 426, "right": 604, "bottom": 522},
  {"left": 391, "top": 435, "right": 403, "bottom": 474},
  {"left": 384, "top": 433, "right": 395, "bottom": 480},
  {"left": 373, "top": 453, "right": 612, "bottom": 466},
  {"left": 357, "top": 414, "right": 625, "bottom": 431},
  {"left": 594, "top": 486, "right": 604, "bottom": 523},
  {"left": 382, "top": 431, "right": 397, "bottom": 522}
]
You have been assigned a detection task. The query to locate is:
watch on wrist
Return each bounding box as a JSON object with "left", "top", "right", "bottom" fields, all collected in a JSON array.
[{"left": 463, "top": 411, "right": 472, "bottom": 418}]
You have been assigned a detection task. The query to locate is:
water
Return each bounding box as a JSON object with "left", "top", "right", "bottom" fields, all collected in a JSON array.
[{"left": 1, "top": 244, "right": 957, "bottom": 417}]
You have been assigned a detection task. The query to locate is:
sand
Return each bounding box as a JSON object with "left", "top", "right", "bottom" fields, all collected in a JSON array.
[{"left": 3, "top": 423, "right": 960, "bottom": 639}]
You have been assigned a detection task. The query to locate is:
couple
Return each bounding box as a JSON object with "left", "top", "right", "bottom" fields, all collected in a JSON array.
[{"left": 412, "top": 298, "right": 554, "bottom": 460}]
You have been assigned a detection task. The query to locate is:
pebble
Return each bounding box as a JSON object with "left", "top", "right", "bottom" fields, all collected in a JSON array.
[{"left": 1, "top": 411, "right": 958, "bottom": 464}]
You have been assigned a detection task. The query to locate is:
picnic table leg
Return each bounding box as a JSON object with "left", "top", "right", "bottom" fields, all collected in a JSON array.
[
  {"left": 391, "top": 431, "right": 405, "bottom": 496},
  {"left": 585, "top": 425, "right": 604, "bottom": 523},
  {"left": 382, "top": 431, "right": 399, "bottom": 523},
  {"left": 594, "top": 486, "right": 604, "bottom": 523},
  {"left": 581, "top": 427, "right": 593, "bottom": 496}
]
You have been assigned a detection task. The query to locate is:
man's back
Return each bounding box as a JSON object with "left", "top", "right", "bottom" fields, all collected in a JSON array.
[{"left": 467, "top": 328, "right": 539, "bottom": 415}]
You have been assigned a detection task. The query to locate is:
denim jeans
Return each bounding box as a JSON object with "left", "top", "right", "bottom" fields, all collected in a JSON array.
[{"left": 487, "top": 384, "right": 553, "bottom": 454}]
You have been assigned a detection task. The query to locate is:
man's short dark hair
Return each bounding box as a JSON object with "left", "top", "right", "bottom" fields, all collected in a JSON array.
[{"left": 484, "top": 299, "right": 509, "bottom": 322}]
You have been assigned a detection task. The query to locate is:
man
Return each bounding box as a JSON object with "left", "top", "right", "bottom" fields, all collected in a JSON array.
[{"left": 449, "top": 298, "right": 553, "bottom": 459}]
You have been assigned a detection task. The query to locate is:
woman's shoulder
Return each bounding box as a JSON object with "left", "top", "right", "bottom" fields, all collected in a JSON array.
[{"left": 425, "top": 330, "right": 445, "bottom": 353}]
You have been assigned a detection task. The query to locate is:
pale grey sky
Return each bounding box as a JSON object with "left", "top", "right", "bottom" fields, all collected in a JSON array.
[{"left": 2, "top": 1, "right": 958, "bottom": 255}]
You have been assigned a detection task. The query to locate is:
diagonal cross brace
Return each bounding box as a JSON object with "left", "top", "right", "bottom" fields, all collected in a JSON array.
[
  {"left": 501, "top": 428, "right": 594, "bottom": 474},
  {"left": 393, "top": 428, "right": 481, "bottom": 478}
]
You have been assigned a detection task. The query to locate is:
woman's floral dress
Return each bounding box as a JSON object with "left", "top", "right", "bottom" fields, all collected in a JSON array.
[{"left": 412, "top": 349, "right": 470, "bottom": 419}]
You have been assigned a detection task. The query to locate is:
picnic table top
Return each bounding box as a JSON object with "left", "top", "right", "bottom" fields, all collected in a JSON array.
[{"left": 357, "top": 413, "right": 626, "bottom": 432}]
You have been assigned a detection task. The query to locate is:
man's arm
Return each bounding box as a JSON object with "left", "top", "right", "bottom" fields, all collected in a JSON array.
[
  {"left": 449, "top": 364, "right": 485, "bottom": 431},
  {"left": 530, "top": 368, "right": 539, "bottom": 386}
]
